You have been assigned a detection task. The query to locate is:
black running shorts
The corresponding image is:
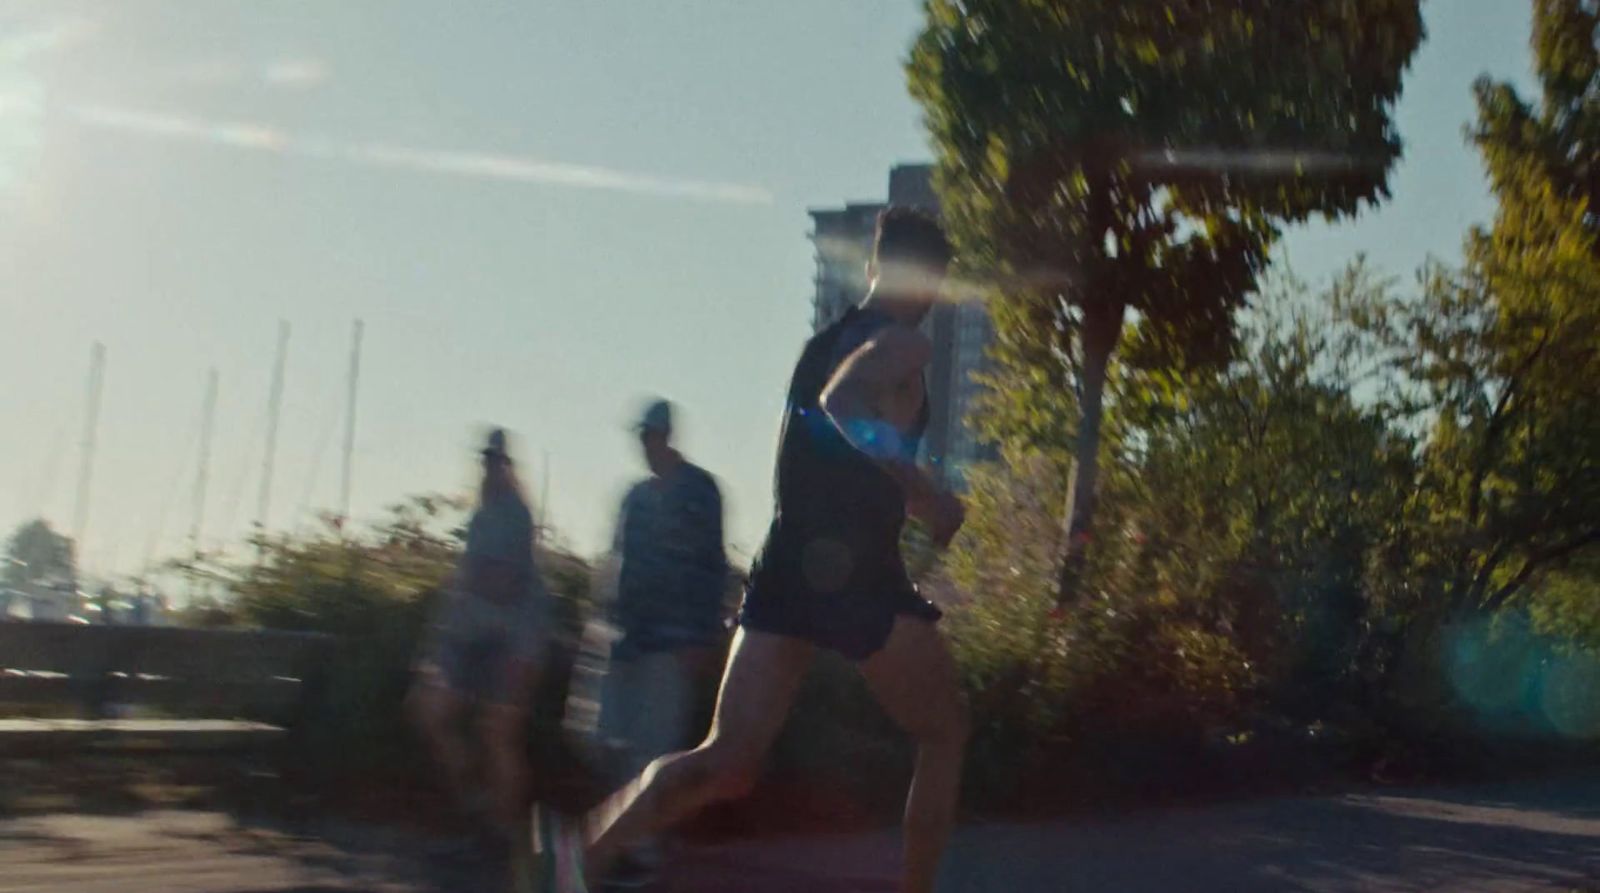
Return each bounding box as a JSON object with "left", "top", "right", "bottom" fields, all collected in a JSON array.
[{"left": 737, "top": 533, "right": 942, "bottom": 661}]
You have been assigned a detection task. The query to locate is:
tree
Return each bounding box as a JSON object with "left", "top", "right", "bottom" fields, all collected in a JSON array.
[
  {"left": 1464, "top": 1, "right": 1599, "bottom": 588},
  {"left": 1341, "top": 0, "right": 1599, "bottom": 625},
  {"left": 4, "top": 518, "right": 75, "bottom": 585},
  {"left": 1113, "top": 282, "right": 1420, "bottom": 711},
  {"left": 940, "top": 283, "right": 1419, "bottom": 805},
  {"left": 1471, "top": 0, "right": 1597, "bottom": 344},
  {"left": 908, "top": 0, "right": 1423, "bottom": 603}
]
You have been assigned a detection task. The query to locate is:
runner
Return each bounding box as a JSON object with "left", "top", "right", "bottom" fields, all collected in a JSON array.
[
  {"left": 408, "top": 429, "right": 551, "bottom": 859},
  {"left": 594, "top": 398, "right": 729, "bottom": 888},
  {"left": 540, "top": 208, "right": 969, "bottom": 893}
]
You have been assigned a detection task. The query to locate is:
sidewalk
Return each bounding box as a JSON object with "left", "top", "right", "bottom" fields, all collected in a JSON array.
[{"left": 3, "top": 774, "right": 1598, "bottom": 892}]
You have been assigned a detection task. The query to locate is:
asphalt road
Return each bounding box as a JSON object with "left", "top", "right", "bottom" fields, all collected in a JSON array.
[{"left": 2, "top": 774, "right": 1597, "bottom": 892}]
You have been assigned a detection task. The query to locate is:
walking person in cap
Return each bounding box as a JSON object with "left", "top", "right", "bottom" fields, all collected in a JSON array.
[
  {"left": 409, "top": 428, "right": 552, "bottom": 856},
  {"left": 591, "top": 399, "right": 728, "bottom": 888}
]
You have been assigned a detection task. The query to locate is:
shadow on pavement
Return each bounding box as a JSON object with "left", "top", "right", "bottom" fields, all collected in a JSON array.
[{"left": 940, "top": 774, "right": 1600, "bottom": 892}]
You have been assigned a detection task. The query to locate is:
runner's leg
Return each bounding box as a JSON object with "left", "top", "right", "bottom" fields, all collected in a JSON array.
[
  {"left": 407, "top": 670, "right": 478, "bottom": 808},
  {"left": 582, "top": 628, "right": 814, "bottom": 878},
  {"left": 481, "top": 656, "right": 541, "bottom": 828},
  {"left": 859, "top": 615, "right": 969, "bottom": 893}
]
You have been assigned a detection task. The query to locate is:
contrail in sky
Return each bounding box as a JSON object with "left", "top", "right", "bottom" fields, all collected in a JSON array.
[
  {"left": 0, "top": 19, "right": 95, "bottom": 63},
  {"left": 67, "top": 104, "right": 774, "bottom": 205}
]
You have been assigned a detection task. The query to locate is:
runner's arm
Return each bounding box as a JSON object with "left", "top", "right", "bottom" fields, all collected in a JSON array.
[{"left": 818, "top": 325, "right": 939, "bottom": 505}]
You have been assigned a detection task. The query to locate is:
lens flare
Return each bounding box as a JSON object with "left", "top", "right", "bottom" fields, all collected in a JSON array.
[
  {"left": 1446, "top": 618, "right": 1538, "bottom": 719},
  {"left": 67, "top": 104, "right": 773, "bottom": 205},
  {"left": 1541, "top": 651, "right": 1600, "bottom": 740},
  {"left": 1447, "top": 616, "right": 1600, "bottom": 740}
]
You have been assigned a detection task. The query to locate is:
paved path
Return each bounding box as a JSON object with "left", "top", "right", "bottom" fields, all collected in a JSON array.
[{"left": 2, "top": 775, "right": 1597, "bottom": 892}]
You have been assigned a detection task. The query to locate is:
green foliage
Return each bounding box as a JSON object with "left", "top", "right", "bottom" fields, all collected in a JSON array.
[
  {"left": 1531, "top": 555, "right": 1600, "bottom": 646},
  {"left": 943, "top": 444, "right": 1261, "bottom": 807},
  {"left": 908, "top": 0, "right": 1424, "bottom": 601},
  {"left": 1336, "top": 264, "right": 1598, "bottom": 625},
  {"left": 214, "top": 496, "right": 458, "bottom": 774},
  {"left": 1467, "top": 0, "right": 1600, "bottom": 651},
  {"left": 4, "top": 518, "right": 75, "bottom": 585},
  {"left": 211, "top": 494, "right": 592, "bottom": 778},
  {"left": 1464, "top": 0, "right": 1599, "bottom": 608},
  {"left": 1335, "top": 0, "right": 1599, "bottom": 627},
  {"left": 1111, "top": 291, "right": 1418, "bottom": 711},
  {"left": 946, "top": 284, "right": 1419, "bottom": 801},
  {"left": 930, "top": 5, "right": 1597, "bottom": 796},
  {"left": 909, "top": 0, "right": 1424, "bottom": 342}
]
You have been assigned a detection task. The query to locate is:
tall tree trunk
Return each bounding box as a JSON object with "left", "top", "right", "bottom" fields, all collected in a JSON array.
[{"left": 1055, "top": 299, "right": 1124, "bottom": 606}]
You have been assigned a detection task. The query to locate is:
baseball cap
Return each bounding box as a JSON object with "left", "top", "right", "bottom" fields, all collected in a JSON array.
[
  {"left": 481, "top": 428, "right": 510, "bottom": 458},
  {"left": 633, "top": 399, "right": 672, "bottom": 434}
]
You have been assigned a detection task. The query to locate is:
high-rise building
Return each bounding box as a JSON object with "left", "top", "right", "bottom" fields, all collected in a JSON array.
[{"left": 807, "top": 164, "right": 995, "bottom": 487}]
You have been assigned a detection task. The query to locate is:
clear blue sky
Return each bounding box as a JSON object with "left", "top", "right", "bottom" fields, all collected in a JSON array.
[{"left": 0, "top": 0, "right": 1536, "bottom": 582}]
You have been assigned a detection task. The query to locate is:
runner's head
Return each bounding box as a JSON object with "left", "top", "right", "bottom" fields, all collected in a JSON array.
[{"left": 867, "top": 207, "right": 952, "bottom": 320}]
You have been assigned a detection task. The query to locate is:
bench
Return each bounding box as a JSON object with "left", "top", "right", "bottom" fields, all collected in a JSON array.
[{"left": 0, "top": 622, "right": 331, "bottom": 753}]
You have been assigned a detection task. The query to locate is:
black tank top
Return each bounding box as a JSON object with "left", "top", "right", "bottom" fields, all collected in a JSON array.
[{"left": 764, "top": 306, "right": 930, "bottom": 551}]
